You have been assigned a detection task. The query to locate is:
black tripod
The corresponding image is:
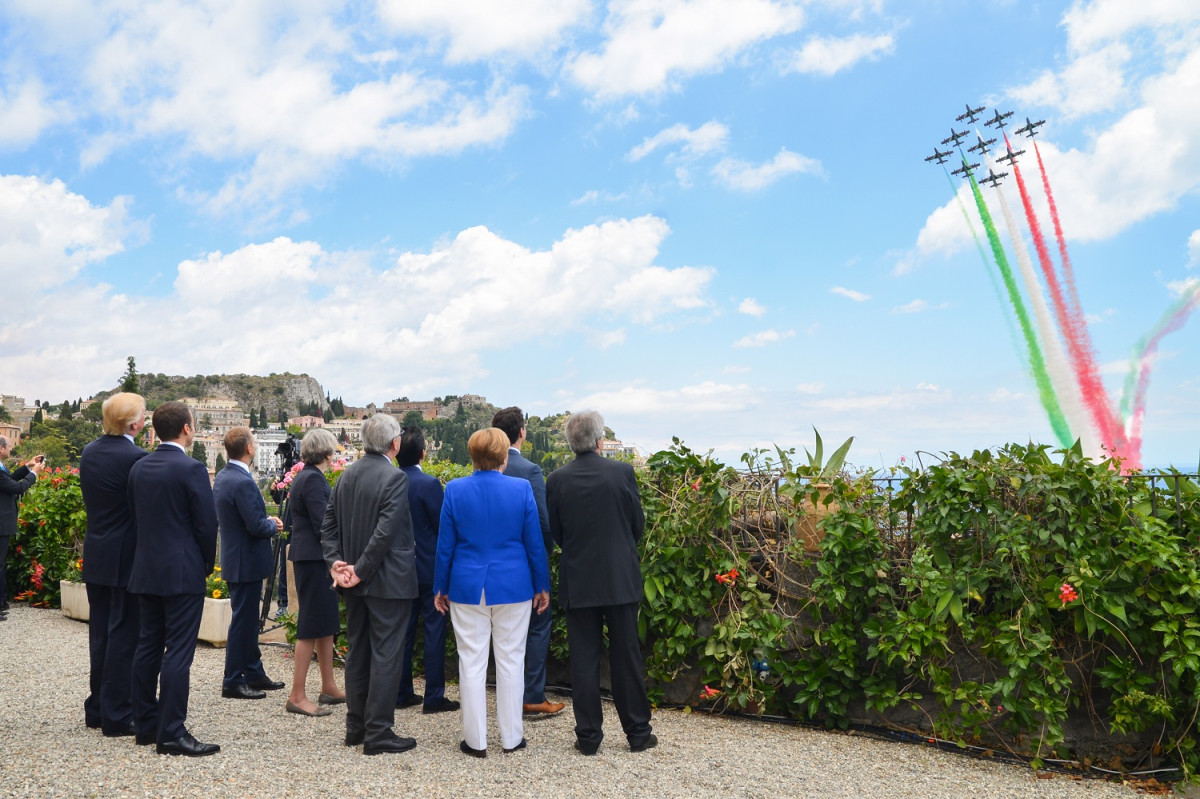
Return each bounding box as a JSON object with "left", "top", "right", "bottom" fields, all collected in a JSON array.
[{"left": 258, "top": 435, "right": 300, "bottom": 633}]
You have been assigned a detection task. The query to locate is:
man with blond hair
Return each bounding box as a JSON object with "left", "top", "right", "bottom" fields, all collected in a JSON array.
[
  {"left": 79, "top": 392, "right": 149, "bottom": 735},
  {"left": 214, "top": 426, "right": 283, "bottom": 700}
]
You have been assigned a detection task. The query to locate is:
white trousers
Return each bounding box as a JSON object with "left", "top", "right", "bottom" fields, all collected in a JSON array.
[{"left": 450, "top": 594, "right": 532, "bottom": 751}]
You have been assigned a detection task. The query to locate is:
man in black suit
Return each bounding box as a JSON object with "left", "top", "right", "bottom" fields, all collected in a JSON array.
[
  {"left": 127, "top": 401, "right": 220, "bottom": 757},
  {"left": 213, "top": 426, "right": 283, "bottom": 700},
  {"left": 0, "top": 435, "right": 45, "bottom": 619},
  {"left": 547, "top": 410, "right": 655, "bottom": 755},
  {"left": 321, "top": 413, "right": 418, "bottom": 755},
  {"left": 395, "top": 425, "right": 459, "bottom": 714},
  {"left": 79, "top": 393, "right": 149, "bottom": 734},
  {"left": 491, "top": 406, "right": 564, "bottom": 716}
]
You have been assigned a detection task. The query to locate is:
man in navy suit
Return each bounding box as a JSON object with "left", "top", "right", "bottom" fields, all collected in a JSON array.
[
  {"left": 127, "top": 401, "right": 220, "bottom": 757},
  {"left": 0, "top": 434, "right": 45, "bottom": 619},
  {"left": 79, "top": 392, "right": 149, "bottom": 734},
  {"left": 395, "top": 425, "right": 459, "bottom": 714},
  {"left": 491, "top": 406, "right": 564, "bottom": 716},
  {"left": 213, "top": 426, "right": 283, "bottom": 700}
]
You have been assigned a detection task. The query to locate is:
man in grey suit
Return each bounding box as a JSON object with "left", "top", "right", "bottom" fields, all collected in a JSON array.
[
  {"left": 320, "top": 413, "right": 418, "bottom": 755},
  {"left": 491, "top": 406, "right": 564, "bottom": 716},
  {"left": 547, "top": 410, "right": 655, "bottom": 755}
]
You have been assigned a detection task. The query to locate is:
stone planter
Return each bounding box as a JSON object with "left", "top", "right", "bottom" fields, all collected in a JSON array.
[
  {"left": 198, "top": 597, "right": 233, "bottom": 647},
  {"left": 60, "top": 579, "right": 89, "bottom": 621},
  {"left": 797, "top": 482, "right": 837, "bottom": 551}
]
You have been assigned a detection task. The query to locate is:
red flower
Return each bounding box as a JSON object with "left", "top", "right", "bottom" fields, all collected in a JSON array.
[
  {"left": 715, "top": 573, "right": 730, "bottom": 585},
  {"left": 690, "top": 478, "right": 701, "bottom": 491},
  {"left": 1059, "top": 583, "right": 1078, "bottom": 605},
  {"left": 728, "top": 569, "right": 739, "bottom": 580},
  {"left": 700, "top": 685, "right": 721, "bottom": 700}
]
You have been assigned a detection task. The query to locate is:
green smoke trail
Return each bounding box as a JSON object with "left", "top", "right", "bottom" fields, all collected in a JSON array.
[
  {"left": 965, "top": 166, "right": 1073, "bottom": 446},
  {"left": 1120, "top": 281, "right": 1200, "bottom": 423}
]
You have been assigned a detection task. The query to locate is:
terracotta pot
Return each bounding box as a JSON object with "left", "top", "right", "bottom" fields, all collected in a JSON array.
[{"left": 797, "top": 483, "right": 837, "bottom": 552}]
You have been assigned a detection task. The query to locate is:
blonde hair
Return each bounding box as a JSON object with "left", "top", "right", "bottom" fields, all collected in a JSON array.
[
  {"left": 468, "top": 428, "right": 509, "bottom": 471},
  {"left": 102, "top": 393, "right": 146, "bottom": 436}
]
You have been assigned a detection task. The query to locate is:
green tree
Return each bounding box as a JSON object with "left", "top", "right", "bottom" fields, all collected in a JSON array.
[
  {"left": 14, "top": 431, "right": 70, "bottom": 468},
  {"left": 402, "top": 410, "right": 424, "bottom": 428},
  {"left": 32, "top": 407, "right": 43, "bottom": 425},
  {"left": 120, "top": 356, "right": 139, "bottom": 393},
  {"left": 249, "top": 408, "right": 258, "bottom": 428},
  {"left": 215, "top": 453, "right": 226, "bottom": 471},
  {"left": 191, "top": 440, "right": 207, "bottom": 464},
  {"left": 0, "top": 405, "right": 11, "bottom": 423}
]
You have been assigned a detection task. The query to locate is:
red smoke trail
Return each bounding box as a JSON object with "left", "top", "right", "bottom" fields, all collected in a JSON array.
[
  {"left": 1007, "top": 133, "right": 1120, "bottom": 452},
  {"left": 1028, "top": 137, "right": 1129, "bottom": 460},
  {"left": 1125, "top": 288, "right": 1200, "bottom": 464}
]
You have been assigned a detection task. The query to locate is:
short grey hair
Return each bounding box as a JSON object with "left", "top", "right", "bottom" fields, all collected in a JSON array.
[
  {"left": 564, "top": 410, "right": 605, "bottom": 454},
  {"left": 0, "top": 436, "right": 8, "bottom": 448},
  {"left": 362, "top": 413, "right": 402, "bottom": 454},
  {"left": 300, "top": 428, "right": 338, "bottom": 465}
]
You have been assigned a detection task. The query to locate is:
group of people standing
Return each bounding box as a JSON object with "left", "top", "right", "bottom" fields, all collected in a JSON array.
[{"left": 66, "top": 391, "right": 655, "bottom": 759}]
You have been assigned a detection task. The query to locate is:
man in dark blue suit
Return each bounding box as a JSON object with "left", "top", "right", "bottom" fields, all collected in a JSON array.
[
  {"left": 0, "top": 434, "right": 45, "bottom": 619},
  {"left": 492, "top": 406, "right": 564, "bottom": 716},
  {"left": 395, "top": 425, "right": 459, "bottom": 714},
  {"left": 127, "top": 401, "right": 220, "bottom": 757},
  {"left": 213, "top": 426, "right": 283, "bottom": 700},
  {"left": 79, "top": 393, "right": 149, "bottom": 734}
]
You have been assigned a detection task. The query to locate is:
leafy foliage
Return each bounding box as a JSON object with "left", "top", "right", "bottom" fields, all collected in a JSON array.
[{"left": 5, "top": 467, "right": 86, "bottom": 606}]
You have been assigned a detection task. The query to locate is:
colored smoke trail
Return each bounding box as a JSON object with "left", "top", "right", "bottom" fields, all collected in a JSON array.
[
  {"left": 1121, "top": 282, "right": 1200, "bottom": 461},
  {"left": 945, "top": 166, "right": 1021, "bottom": 355},
  {"left": 991, "top": 180, "right": 1092, "bottom": 451},
  {"left": 1006, "top": 133, "right": 1120, "bottom": 454},
  {"left": 1031, "top": 139, "right": 1089, "bottom": 340},
  {"left": 964, "top": 161, "right": 1073, "bottom": 446}
]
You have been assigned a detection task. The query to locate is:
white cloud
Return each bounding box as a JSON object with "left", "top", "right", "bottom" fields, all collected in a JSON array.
[
  {"left": 627, "top": 121, "right": 729, "bottom": 161},
  {"left": 830, "top": 285, "right": 870, "bottom": 302},
  {"left": 566, "top": 0, "right": 804, "bottom": 98},
  {"left": 1008, "top": 43, "right": 1131, "bottom": 118},
  {"left": 785, "top": 32, "right": 894, "bottom": 76},
  {"left": 733, "top": 328, "right": 795, "bottom": 347},
  {"left": 1060, "top": 0, "right": 1200, "bottom": 52},
  {"left": 0, "top": 212, "right": 713, "bottom": 403},
  {"left": 1189, "top": 229, "right": 1200, "bottom": 265},
  {"left": 0, "top": 174, "right": 132, "bottom": 301},
  {"left": 6, "top": 3, "right": 530, "bottom": 213},
  {"left": 891, "top": 299, "right": 928, "bottom": 314},
  {"left": 738, "top": 297, "right": 767, "bottom": 316},
  {"left": 0, "top": 78, "right": 65, "bottom": 147},
  {"left": 376, "top": 0, "right": 589, "bottom": 62},
  {"left": 712, "top": 148, "right": 821, "bottom": 190},
  {"left": 558, "top": 380, "right": 761, "bottom": 415},
  {"left": 794, "top": 382, "right": 823, "bottom": 394}
]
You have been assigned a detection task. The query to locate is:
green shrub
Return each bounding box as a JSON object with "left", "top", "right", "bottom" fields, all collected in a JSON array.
[{"left": 5, "top": 467, "right": 85, "bottom": 606}]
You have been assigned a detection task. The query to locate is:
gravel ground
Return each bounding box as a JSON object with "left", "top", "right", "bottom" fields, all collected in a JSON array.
[{"left": 0, "top": 604, "right": 1149, "bottom": 798}]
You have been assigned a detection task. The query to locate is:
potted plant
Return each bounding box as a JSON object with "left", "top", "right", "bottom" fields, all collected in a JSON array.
[
  {"left": 198, "top": 566, "right": 232, "bottom": 646},
  {"left": 776, "top": 428, "right": 854, "bottom": 551},
  {"left": 60, "top": 556, "right": 89, "bottom": 621}
]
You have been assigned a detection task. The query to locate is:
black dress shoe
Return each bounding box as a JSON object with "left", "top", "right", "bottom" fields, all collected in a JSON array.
[
  {"left": 629, "top": 733, "right": 658, "bottom": 752},
  {"left": 222, "top": 683, "right": 267, "bottom": 700},
  {"left": 502, "top": 738, "right": 527, "bottom": 753},
  {"left": 135, "top": 733, "right": 156, "bottom": 746},
  {"left": 574, "top": 739, "right": 599, "bottom": 756},
  {"left": 247, "top": 677, "right": 285, "bottom": 691},
  {"left": 102, "top": 723, "right": 137, "bottom": 738},
  {"left": 459, "top": 740, "right": 487, "bottom": 758},
  {"left": 396, "top": 693, "right": 423, "bottom": 708},
  {"left": 156, "top": 733, "right": 220, "bottom": 757},
  {"left": 422, "top": 697, "right": 460, "bottom": 714},
  {"left": 85, "top": 718, "right": 102, "bottom": 730},
  {"left": 345, "top": 731, "right": 365, "bottom": 746},
  {"left": 363, "top": 734, "right": 417, "bottom": 755}
]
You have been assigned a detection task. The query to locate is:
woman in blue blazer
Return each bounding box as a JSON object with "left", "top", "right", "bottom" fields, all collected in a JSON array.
[{"left": 434, "top": 428, "right": 550, "bottom": 757}]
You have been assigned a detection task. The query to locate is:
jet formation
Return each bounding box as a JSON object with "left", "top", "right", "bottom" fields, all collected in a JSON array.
[{"left": 928, "top": 104, "right": 1046, "bottom": 187}]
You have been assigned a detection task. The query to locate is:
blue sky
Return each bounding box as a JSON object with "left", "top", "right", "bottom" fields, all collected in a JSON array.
[{"left": 1, "top": 0, "right": 1198, "bottom": 469}]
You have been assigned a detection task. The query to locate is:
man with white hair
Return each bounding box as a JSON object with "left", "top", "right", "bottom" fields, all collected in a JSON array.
[{"left": 320, "top": 412, "right": 418, "bottom": 755}]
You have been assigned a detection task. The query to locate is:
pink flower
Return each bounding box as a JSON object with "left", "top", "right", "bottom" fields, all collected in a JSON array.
[
  {"left": 690, "top": 478, "right": 701, "bottom": 491},
  {"left": 1059, "top": 583, "right": 1078, "bottom": 605}
]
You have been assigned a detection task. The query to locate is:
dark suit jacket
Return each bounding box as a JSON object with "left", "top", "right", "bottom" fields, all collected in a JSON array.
[
  {"left": 127, "top": 443, "right": 219, "bottom": 597},
  {"left": 401, "top": 465, "right": 443, "bottom": 585},
  {"left": 80, "top": 435, "right": 149, "bottom": 586},
  {"left": 214, "top": 462, "right": 277, "bottom": 583},
  {"left": 504, "top": 448, "right": 552, "bottom": 552},
  {"left": 287, "top": 464, "right": 330, "bottom": 563},
  {"left": 547, "top": 451, "right": 645, "bottom": 609},
  {"left": 0, "top": 463, "right": 36, "bottom": 538},
  {"left": 319, "top": 453, "right": 417, "bottom": 600}
]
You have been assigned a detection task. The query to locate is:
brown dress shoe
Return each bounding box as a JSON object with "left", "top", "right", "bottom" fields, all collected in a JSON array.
[{"left": 522, "top": 700, "right": 565, "bottom": 715}]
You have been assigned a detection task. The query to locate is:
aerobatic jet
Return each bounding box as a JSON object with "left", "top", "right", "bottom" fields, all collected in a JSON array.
[
  {"left": 997, "top": 146, "right": 1024, "bottom": 167},
  {"left": 984, "top": 109, "right": 1014, "bottom": 129},
  {"left": 924, "top": 147, "right": 953, "bottom": 164},
  {"left": 941, "top": 127, "right": 969, "bottom": 146},
  {"left": 981, "top": 168, "right": 1008, "bottom": 188},
  {"left": 1014, "top": 117, "right": 1046, "bottom": 137},
  {"left": 968, "top": 134, "right": 997, "bottom": 156},
  {"left": 956, "top": 103, "right": 986, "bottom": 123},
  {"left": 951, "top": 161, "right": 979, "bottom": 178}
]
